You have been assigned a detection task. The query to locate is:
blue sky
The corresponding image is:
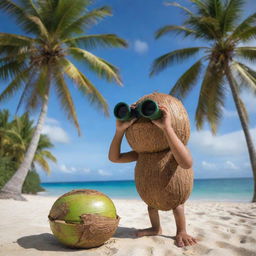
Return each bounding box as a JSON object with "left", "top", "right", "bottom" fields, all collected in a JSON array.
[{"left": 1, "top": 0, "right": 256, "bottom": 182}]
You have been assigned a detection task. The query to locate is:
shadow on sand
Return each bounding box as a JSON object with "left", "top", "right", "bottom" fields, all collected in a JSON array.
[
  {"left": 17, "top": 233, "right": 77, "bottom": 252},
  {"left": 17, "top": 227, "right": 138, "bottom": 252}
]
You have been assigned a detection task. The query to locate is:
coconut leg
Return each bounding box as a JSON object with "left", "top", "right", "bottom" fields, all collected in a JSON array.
[
  {"left": 136, "top": 205, "right": 162, "bottom": 237},
  {"left": 173, "top": 204, "right": 197, "bottom": 247}
]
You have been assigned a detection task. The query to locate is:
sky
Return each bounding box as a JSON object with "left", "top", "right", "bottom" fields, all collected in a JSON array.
[{"left": 0, "top": 0, "right": 256, "bottom": 182}]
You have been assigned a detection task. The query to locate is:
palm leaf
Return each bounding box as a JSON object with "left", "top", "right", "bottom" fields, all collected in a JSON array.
[
  {"left": 0, "top": 33, "right": 34, "bottom": 46},
  {"left": 53, "top": 67, "right": 81, "bottom": 135},
  {"left": 232, "top": 61, "right": 256, "bottom": 95},
  {"left": 170, "top": 58, "right": 203, "bottom": 99},
  {"left": 220, "top": 0, "right": 245, "bottom": 34},
  {"left": 0, "top": 67, "right": 31, "bottom": 102},
  {"left": 0, "top": 0, "right": 40, "bottom": 33},
  {"left": 150, "top": 47, "right": 206, "bottom": 76},
  {"left": 164, "top": 2, "right": 194, "bottom": 16},
  {"left": 68, "top": 47, "right": 122, "bottom": 85},
  {"left": 230, "top": 12, "right": 256, "bottom": 40},
  {"left": 38, "top": 150, "right": 57, "bottom": 162},
  {"left": 64, "top": 34, "right": 128, "bottom": 49},
  {"left": 235, "top": 47, "right": 256, "bottom": 63},
  {"left": 59, "top": 6, "right": 112, "bottom": 38},
  {"left": 61, "top": 58, "right": 109, "bottom": 115},
  {"left": 33, "top": 154, "right": 51, "bottom": 174},
  {"left": 195, "top": 61, "right": 225, "bottom": 134},
  {"left": 155, "top": 25, "right": 197, "bottom": 39},
  {"left": 236, "top": 27, "right": 256, "bottom": 42}
]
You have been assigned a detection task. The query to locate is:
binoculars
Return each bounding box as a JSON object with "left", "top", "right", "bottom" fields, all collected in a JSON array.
[{"left": 114, "top": 99, "right": 162, "bottom": 121}]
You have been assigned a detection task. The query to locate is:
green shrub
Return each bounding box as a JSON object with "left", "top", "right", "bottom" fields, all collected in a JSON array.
[{"left": 0, "top": 160, "right": 44, "bottom": 194}]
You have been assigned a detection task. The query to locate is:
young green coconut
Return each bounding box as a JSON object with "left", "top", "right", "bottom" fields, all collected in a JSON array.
[
  {"left": 126, "top": 92, "right": 194, "bottom": 210},
  {"left": 48, "top": 189, "right": 120, "bottom": 248}
]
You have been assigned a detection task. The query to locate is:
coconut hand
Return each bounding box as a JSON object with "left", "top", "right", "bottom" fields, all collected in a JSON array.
[
  {"left": 116, "top": 103, "right": 137, "bottom": 132},
  {"left": 151, "top": 105, "right": 172, "bottom": 130},
  {"left": 152, "top": 104, "right": 193, "bottom": 170}
]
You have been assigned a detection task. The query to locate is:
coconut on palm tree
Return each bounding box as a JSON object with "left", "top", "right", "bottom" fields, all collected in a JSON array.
[
  {"left": 151, "top": 0, "right": 256, "bottom": 202},
  {"left": 0, "top": 0, "right": 127, "bottom": 200}
]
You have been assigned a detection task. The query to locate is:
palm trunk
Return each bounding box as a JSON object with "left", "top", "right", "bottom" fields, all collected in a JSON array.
[
  {"left": 0, "top": 86, "right": 50, "bottom": 201},
  {"left": 225, "top": 64, "right": 256, "bottom": 203}
]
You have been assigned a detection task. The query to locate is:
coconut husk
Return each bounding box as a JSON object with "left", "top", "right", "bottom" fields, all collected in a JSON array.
[
  {"left": 126, "top": 92, "right": 190, "bottom": 153},
  {"left": 49, "top": 215, "right": 120, "bottom": 249},
  {"left": 48, "top": 189, "right": 119, "bottom": 249},
  {"left": 135, "top": 150, "right": 194, "bottom": 210}
]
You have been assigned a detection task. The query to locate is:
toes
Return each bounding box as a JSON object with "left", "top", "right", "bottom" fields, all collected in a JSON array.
[
  {"left": 176, "top": 236, "right": 184, "bottom": 247},
  {"left": 184, "top": 239, "right": 190, "bottom": 246}
]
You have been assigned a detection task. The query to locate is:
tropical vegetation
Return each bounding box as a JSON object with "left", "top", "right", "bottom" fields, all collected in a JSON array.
[
  {"left": 0, "top": 109, "right": 56, "bottom": 194},
  {"left": 151, "top": 0, "right": 256, "bottom": 202},
  {"left": 0, "top": 0, "right": 127, "bottom": 200}
]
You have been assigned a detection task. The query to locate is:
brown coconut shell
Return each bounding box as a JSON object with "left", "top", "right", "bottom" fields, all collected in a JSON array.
[
  {"left": 126, "top": 92, "right": 190, "bottom": 153},
  {"left": 49, "top": 215, "right": 120, "bottom": 249},
  {"left": 135, "top": 150, "right": 194, "bottom": 210}
]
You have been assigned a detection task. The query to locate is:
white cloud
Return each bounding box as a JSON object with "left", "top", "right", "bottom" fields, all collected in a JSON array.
[
  {"left": 240, "top": 90, "right": 256, "bottom": 114},
  {"left": 58, "top": 164, "right": 91, "bottom": 174},
  {"left": 98, "top": 169, "right": 111, "bottom": 176},
  {"left": 189, "top": 127, "right": 256, "bottom": 156},
  {"left": 221, "top": 107, "right": 238, "bottom": 118},
  {"left": 201, "top": 161, "right": 217, "bottom": 170},
  {"left": 225, "top": 160, "right": 239, "bottom": 170},
  {"left": 134, "top": 40, "right": 149, "bottom": 54},
  {"left": 42, "top": 117, "right": 69, "bottom": 143}
]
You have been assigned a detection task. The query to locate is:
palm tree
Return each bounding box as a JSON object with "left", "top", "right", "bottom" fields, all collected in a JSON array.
[
  {"left": 151, "top": 0, "right": 256, "bottom": 202},
  {"left": 0, "top": 111, "right": 56, "bottom": 172},
  {"left": 0, "top": 0, "right": 127, "bottom": 200}
]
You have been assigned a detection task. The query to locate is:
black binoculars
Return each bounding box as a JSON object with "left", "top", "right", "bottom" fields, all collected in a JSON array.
[{"left": 114, "top": 99, "right": 162, "bottom": 121}]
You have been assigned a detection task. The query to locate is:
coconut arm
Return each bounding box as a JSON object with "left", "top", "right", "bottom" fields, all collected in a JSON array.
[
  {"left": 152, "top": 105, "right": 193, "bottom": 169},
  {"left": 108, "top": 119, "right": 138, "bottom": 163}
]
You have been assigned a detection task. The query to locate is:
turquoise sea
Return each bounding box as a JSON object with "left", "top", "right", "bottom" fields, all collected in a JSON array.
[{"left": 40, "top": 177, "right": 254, "bottom": 202}]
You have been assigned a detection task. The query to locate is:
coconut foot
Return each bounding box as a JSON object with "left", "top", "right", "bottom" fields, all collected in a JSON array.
[
  {"left": 175, "top": 231, "right": 197, "bottom": 247},
  {"left": 136, "top": 227, "right": 162, "bottom": 237}
]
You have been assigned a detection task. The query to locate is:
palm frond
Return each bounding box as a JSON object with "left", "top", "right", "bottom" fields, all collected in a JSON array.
[
  {"left": 27, "top": 15, "right": 49, "bottom": 40},
  {"left": 150, "top": 47, "right": 206, "bottom": 76},
  {"left": 53, "top": 67, "right": 81, "bottom": 135},
  {"left": 59, "top": 6, "right": 112, "bottom": 38},
  {"left": 0, "top": 67, "right": 31, "bottom": 102},
  {"left": 229, "top": 12, "right": 256, "bottom": 40},
  {"left": 235, "top": 47, "right": 256, "bottom": 63},
  {"left": 155, "top": 25, "right": 197, "bottom": 39},
  {"left": 195, "top": 61, "right": 226, "bottom": 134},
  {"left": 0, "top": 0, "right": 44, "bottom": 35},
  {"left": 170, "top": 58, "right": 203, "bottom": 99},
  {"left": 164, "top": 2, "right": 194, "bottom": 16},
  {"left": 236, "top": 27, "right": 256, "bottom": 42},
  {"left": 61, "top": 58, "right": 109, "bottom": 115},
  {"left": 38, "top": 150, "right": 57, "bottom": 162},
  {"left": 68, "top": 47, "right": 122, "bottom": 85},
  {"left": 232, "top": 61, "right": 256, "bottom": 95},
  {"left": 0, "top": 33, "right": 34, "bottom": 46},
  {"left": 64, "top": 34, "right": 128, "bottom": 49},
  {"left": 220, "top": 0, "right": 245, "bottom": 34},
  {"left": 33, "top": 154, "right": 51, "bottom": 174},
  {"left": 54, "top": 0, "right": 91, "bottom": 35}
]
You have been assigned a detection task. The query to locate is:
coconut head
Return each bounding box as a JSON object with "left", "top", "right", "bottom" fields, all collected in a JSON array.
[
  {"left": 125, "top": 92, "right": 190, "bottom": 153},
  {"left": 48, "top": 189, "right": 120, "bottom": 248}
]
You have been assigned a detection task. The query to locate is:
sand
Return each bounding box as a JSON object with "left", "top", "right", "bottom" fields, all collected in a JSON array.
[{"left": 0, "top": 195, "right": 256, "bottom": 256}]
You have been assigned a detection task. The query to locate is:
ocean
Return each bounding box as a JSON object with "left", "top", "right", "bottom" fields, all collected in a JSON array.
[{"left": 40, "top": 177, "right": 254, "bottom": 202}]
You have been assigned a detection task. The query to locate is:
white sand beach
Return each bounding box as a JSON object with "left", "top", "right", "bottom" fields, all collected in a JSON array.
[{"left": 0, "top": 195, "right": 256, "bottom": 256}]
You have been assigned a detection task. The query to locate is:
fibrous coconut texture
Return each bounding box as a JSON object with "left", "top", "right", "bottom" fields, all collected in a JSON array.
[
  {"left": 48, "top": 189, "right": 120, "bottom": 249},
  {"left": 126, "top": 93, "right": 194, "bottom": 210}
]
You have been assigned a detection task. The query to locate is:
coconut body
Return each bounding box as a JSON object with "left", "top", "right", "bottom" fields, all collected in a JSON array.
[
  {"left": 135, "top": 150, "right": 194, "bottom": 210},
  {"left": 48, "top": 189, "right": 120, "bottom": 248},
  {"left": 126, "top": 92, "right": 194, "bottom": 210}
]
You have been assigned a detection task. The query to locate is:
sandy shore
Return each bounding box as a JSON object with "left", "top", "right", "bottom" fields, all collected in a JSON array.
[{"left": 0, "top": 195, "right": 256, "bottom": 256}]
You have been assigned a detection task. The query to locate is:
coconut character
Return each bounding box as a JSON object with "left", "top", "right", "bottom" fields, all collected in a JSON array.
[{"left": 109, "top": 92, "right": 197, "bottom": 247}]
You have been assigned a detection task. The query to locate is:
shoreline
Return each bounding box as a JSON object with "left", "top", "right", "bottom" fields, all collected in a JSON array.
[{"left": 0, "top": 195, "right": 256, "bottom": 256}]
